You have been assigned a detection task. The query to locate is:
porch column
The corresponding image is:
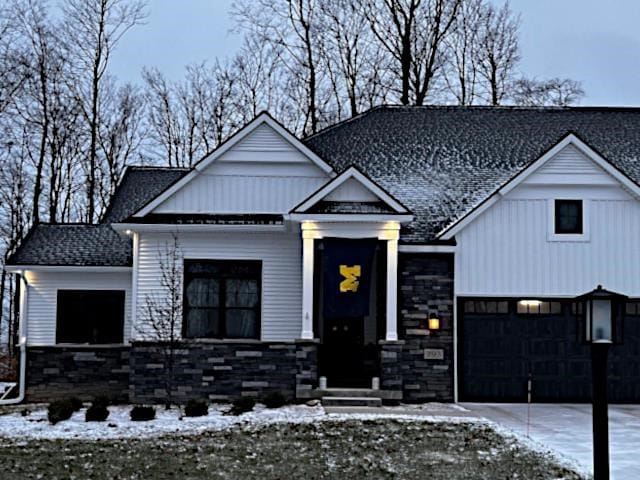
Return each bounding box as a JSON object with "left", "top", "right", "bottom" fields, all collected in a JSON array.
[
  {"left": 385, "top": 236, "right": 399, "bottom": 341},
  {"left": 301, "top": 232, "right": 315, "bottom": 339}
]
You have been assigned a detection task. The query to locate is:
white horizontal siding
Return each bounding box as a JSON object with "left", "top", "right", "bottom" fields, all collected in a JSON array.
[
  {"left": 135, "top": 231, "right": 302, "bottom": 342},
  {"left": 154, "top": 174, "right": 326, "bottom": 214},
  {"left": 24, "top": 271, "right": 132, "bottom": 346},
  {"left": 525, "top": 145, "right": 617, "bottom": 186},
  {"left": 325, "top": 177, "right": 379, "bottom": 202},
  {"left": 456, "top": 191, "right": 640, "bottom": 297},
  {"left": 153, "top": 122, "right": 330, "bottom": 214}
]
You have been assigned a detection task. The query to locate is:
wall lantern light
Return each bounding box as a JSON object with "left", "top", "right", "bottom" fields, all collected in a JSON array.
[{"left": 427, "top": 318, "right": 440, "bottom": 330}]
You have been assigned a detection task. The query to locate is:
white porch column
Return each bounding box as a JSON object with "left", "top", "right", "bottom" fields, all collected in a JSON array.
[
  {"left": 301, "top": 232, "right": 315, "bottom": 339},
  {"left": 385, "top": 236, "right": 399, "bottom": 341}
]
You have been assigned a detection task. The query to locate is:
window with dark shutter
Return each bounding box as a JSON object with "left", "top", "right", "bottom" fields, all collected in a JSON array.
[{"left": 183, "top": 260, "right": 261, "bottom": 340}]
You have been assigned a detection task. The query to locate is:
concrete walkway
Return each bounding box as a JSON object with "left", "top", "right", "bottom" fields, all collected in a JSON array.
[{"left": 461, "top": 403, "right": 640, "bottom": 480}]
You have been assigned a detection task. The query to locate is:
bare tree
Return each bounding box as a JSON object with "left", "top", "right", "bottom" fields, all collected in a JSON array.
[
  {"left": 97, "top": 79, "right": 146, "bottom": 212},
  {"left": 61, "top": 0, "right": 147, "bottom": 223},
  {"left": 142, "top": 233, "right": 183, "bottom": 408},
  {"left": 444, "top": 0, "right": 483, "bottom": 105},
  {"left": 233, "top": 0, "right": 326, "bottom": 134},
  {"left": 511, "top": 76, "right": 585, "bottom": 106},
  {"left": 319, "top": 0, "right": 392, "bottom": 117},
  {"left": 476, "top": 1, "right": 520, "bottom": 105}
]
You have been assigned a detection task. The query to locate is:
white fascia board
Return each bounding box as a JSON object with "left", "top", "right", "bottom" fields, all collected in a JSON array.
[
  {"left": 398, "top": 244, "right": 456, "bottom": 253},
  {"left": 293, "top": 166, "right": 409, "bottom": 214},
  {"left": 289, "top": 213, "right": 413, "bottom": 223},
  {"left": 132, "top": 113, "right": 335, "bottom": 218},
  {"left": 438, "top": 133, "right": 640, "bottom": 240},
  {"left": 112, "top": 222, "right": 288, "bottom": 233},
  {"left": 4, "top": 265, "right": 132, "bottom": 273}
]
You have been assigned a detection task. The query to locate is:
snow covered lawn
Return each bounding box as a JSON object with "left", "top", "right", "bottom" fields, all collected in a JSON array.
[{"left": 0, "top": 404, "right": 585, "bottom": 479}]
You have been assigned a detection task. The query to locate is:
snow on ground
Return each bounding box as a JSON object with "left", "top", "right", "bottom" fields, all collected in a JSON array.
[{"left": 0, "top": 403, "right": 481, "bottom": 441}]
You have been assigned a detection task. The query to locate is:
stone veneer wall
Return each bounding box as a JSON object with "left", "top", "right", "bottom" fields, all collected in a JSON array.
[
  {"left": 26, "top": 346, "right": 130, "bottom": 402},
  {"left": 387, "top": 253, "right": 454, "bottom": 402},
  {"left": 129, "top": 341, "right": 317, "bottom": 403}
]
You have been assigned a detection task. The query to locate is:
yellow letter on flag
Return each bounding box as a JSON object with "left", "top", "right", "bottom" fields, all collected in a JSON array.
[{"left": 339, "top": 265, "right": 361, "bottom": 292}]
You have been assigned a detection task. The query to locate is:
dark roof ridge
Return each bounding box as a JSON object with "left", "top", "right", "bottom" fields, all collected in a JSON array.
[
  {"left": 126, "top": 165, "right": 191, "bottom": 171},
  {"left": 376, "top": 104, "right": 640, "bottom": 112}
]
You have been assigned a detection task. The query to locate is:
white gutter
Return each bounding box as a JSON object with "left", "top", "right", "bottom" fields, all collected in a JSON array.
[{"left": 0, "top": 273, "right": 28, "bottom": 405}]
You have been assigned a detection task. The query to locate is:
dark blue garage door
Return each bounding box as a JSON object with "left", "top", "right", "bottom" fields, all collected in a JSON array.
[{"left": 459, "top": 299, "right": 640, "bottom": 403}]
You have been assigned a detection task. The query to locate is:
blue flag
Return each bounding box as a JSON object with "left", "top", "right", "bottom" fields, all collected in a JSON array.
[{"left": 322, "top": 238, "right": 378, "bottom": 319}]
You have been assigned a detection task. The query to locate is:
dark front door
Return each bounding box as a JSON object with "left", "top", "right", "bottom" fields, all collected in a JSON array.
[{"left": 321, "top": 315, "right": 368, "bottom": 387}]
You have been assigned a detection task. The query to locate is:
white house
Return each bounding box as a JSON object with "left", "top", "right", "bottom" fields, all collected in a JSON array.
[{"left": 6, "top": 106, "right": 640, "bottom": 404}]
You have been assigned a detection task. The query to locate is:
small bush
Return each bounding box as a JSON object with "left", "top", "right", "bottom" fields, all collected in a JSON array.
[
  {"left": 85, "top": 404, "right": 109, "bottom": 422},
  {"left": 48, "top": 400, "right": 74, "bottom": 425},
  {"left": 262, "top": 391, "right": 287, "bottom": 409},
  {"left": 184, "top": 399, "right": 208, "bottom": 417},
  {"left": 69, "top": 397, "right": 83, "bottom": 412},
  {"left": 130, "top": 405, "right": 156, "bottom": 422},
  {"left": 228, "top": 396, "right": 255, "bottom": 415}
]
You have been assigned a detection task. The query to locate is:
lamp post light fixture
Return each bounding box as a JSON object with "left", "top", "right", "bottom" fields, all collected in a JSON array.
[{"left": 576, "top": 285, "right": 627, "bottom": 480}]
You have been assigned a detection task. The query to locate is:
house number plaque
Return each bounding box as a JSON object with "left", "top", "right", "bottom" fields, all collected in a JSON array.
[{"left": 424, "top": 349, "right": 444, "bottom": 360}]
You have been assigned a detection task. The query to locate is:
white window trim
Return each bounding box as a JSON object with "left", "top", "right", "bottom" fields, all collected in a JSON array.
[{"left": 547, "top": 198, "right": 590, "bottom": 242}]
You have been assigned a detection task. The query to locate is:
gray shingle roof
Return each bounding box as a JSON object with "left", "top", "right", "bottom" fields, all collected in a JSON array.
[
  {"left": 7, "top": 224, "right": 132, "bottom": 266},
  {"left": 304, "top": 106, "right": 640, "bottom": 242},
  {"left": 101, "top": 166, "right": 189, "bottom": 223},
  {"left": 11, "top": 106, "right": 640, "bottom": 266},
  {"left": 8, "top": 166, "right": 187, "bottom": 266}
]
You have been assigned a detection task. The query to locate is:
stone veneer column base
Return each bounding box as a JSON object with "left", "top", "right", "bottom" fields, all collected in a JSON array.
[{"left": 379, "top": 253, "right": 454, "bottom": 402}]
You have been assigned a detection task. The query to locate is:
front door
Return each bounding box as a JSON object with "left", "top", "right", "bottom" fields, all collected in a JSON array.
[{"left": 321, "top": 315, "right": 368, "bottom": 387}]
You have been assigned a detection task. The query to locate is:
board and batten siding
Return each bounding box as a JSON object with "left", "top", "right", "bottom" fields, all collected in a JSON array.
[
  {"left": 154, "top": 122, "right": 329, "bottom": 214},
  {"left": 24, "top": 270, "right": 132, "bottom": 346},
  {"left": 456, "top": 144, "right": 640, "bottom": 297},
  {"left": 135, "top": 231, "right": 302, "bottom": 342}
]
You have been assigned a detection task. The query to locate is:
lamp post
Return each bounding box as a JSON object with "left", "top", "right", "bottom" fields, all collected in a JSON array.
[{"left": 576, "top": 285, "right": 627, "bottom": 480}]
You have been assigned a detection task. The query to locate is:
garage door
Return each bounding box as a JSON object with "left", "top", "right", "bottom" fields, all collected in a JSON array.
[{"left": 459, "top": 299, "right": 640, "bottom": 403}]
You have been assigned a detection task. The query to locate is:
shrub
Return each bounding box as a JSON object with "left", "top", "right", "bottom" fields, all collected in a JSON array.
[
  {"left": 85, "top": 404, "right": 109, "bottom": 422},
  {"left": 228, "top": 396, "right": 255, "bottom": 415},
  {"left": 130, "top": 405, "right": 156, "bottom": 422},
  {"left": 69, "top": 397, "right": 83, "bottom": 412},
  {"left": 48, "top": 400, "right": 74, "bottom": 425},
  {"left": 262, "top": 391, "right": 287, "bottom": 409},
  {"left": 184, "top": 399, "right": 208, "bottom": 417}
]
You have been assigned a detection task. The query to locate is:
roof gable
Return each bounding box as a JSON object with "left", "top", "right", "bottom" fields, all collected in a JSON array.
[
  {"left": 292, "top": 166, "right": 410, "bottom": 215},
  {"left": 438, "top": 133, "right": 640, "bottom": 240},
  {"left": 133, "top": 113, "right": 335, "bottom": 218}
]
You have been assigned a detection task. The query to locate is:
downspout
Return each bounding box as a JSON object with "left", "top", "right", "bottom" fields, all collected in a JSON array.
[{"left": 0, "top": 272, "right": 28, "bottom": 404}]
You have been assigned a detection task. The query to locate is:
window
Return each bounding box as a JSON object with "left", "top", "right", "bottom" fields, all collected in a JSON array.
[
  {"left": 463, "top": 300, "right": 509, "bottom": 314},
  {"left": 517, "top": 300, "right": 562, "bottom": 315},
  {"left": 554, "top": 200, "right": 583, "bottom": 234},
  {"left": 183, "top": 260, "right": 261, "bottom": 339},
  {"left": 56, "top": 290, "right": 125, "bottom": 344}
]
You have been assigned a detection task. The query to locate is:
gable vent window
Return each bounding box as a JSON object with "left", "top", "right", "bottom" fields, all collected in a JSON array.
[
  {"left": 554, "top": 199, "right": 583, "bottom": 234},
  {"left": 183, "top": 260, "right": 261, "bottom": 340}
]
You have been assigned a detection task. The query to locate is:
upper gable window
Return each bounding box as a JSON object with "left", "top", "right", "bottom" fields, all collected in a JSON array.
[{"left": 554, "top": 200, "right": 583, "bottom": 234}]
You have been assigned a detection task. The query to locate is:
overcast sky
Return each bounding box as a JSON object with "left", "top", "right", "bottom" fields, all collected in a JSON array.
[{"left": 109, "top": 0, "right": 640, "bottom": 106}]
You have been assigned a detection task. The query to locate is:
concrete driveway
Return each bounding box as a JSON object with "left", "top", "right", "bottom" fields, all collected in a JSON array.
[{"left": 461, "top": 403, "right": 640, "bottom": 480}]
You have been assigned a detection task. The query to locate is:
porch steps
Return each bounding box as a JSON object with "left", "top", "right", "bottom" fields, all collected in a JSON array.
[
  {"left": 320, "top": 388, "right": 383, "bottom": 398},
  {"left": 321, "top": 396, "right": 382, "bottom": 407}
]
